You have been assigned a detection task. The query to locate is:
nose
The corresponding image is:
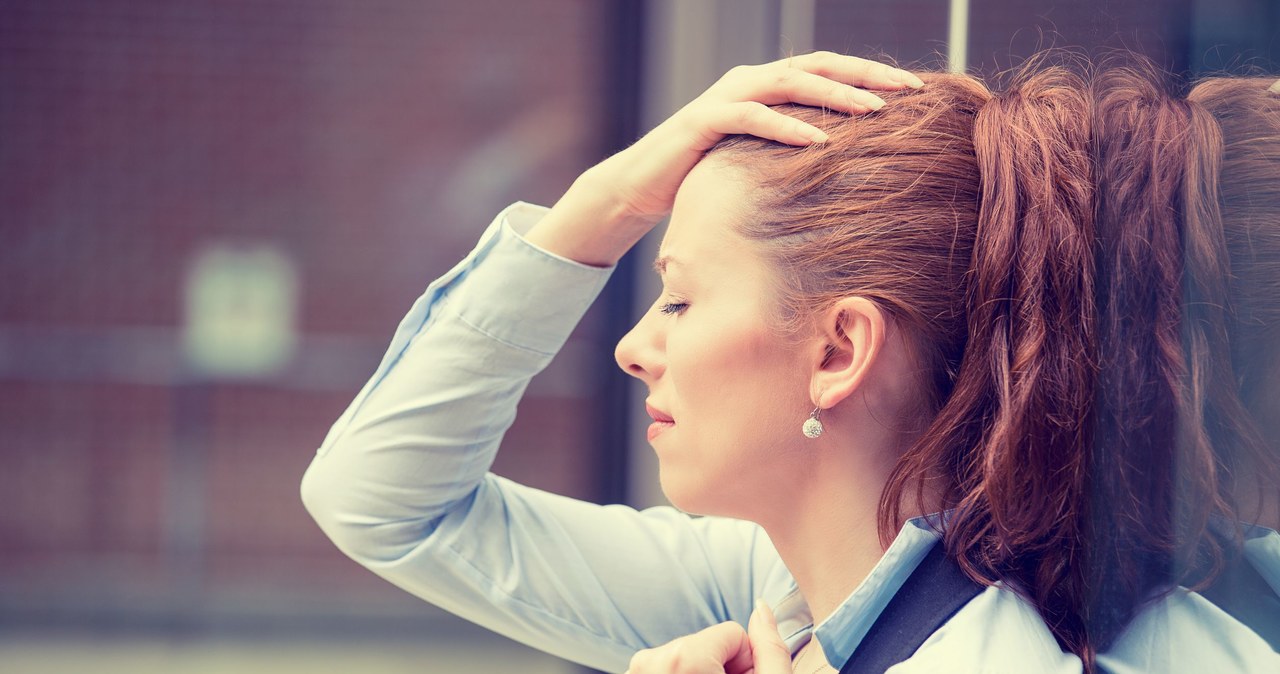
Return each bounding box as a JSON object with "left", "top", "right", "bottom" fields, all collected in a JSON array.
[{"left": 614, "top": 308, "right": 665, "bottom": 384}]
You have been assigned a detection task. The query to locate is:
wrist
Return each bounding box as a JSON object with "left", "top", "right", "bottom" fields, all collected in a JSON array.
[{"left": 524, "top": 168, "right": 662, "bottom": 267}]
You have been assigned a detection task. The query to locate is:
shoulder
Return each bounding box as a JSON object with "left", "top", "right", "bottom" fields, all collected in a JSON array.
[{"left": 891, "top": 584, "right": 1083, "bottom": 674}]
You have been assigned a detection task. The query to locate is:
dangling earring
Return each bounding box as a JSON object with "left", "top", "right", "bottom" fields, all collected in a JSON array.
[{"left": 802, "top": 407, "right": 824, "bottom": 439}]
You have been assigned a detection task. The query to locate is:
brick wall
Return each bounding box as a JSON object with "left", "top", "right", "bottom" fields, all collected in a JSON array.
[{"left": 0, "top": 0, "right": 610, "bottom": 617}]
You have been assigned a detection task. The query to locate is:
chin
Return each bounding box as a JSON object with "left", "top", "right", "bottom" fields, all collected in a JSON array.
[{"left": 657, "top": 465, "right": 736, "bottom": 518}]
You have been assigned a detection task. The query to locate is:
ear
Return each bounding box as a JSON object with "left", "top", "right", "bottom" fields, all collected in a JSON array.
[{"left": 808, "top": 297, "right": 888, "bottom": 409}]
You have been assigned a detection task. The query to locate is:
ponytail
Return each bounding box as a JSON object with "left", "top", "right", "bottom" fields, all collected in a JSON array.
[
  {"left": 713, "top": 68, "right": 1104, "bottom": 660},
  {"left": 885, "top": 66, "right": 1099, "bottom": 663}
]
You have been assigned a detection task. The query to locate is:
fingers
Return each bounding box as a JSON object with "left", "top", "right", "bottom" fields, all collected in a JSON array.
[
  {"left": 619, "top": 605, "right": 791, "bottom": 674},
  {"left": 588, "top": 50, "right": 920, "bottom": 224},
  {"left": 748, "top": 600, "right": 794, "bottom": 674},
  {"left": 700, "top": 52, "right": 924, "bottom": 145},
  {"left": 738, "top": 66, "right": 888, "bottom": 114},
  {"left": 696, "top": 620, "right": 754, "bottom": 668},
  {"left": 625, "top": 621, "right": 751, "bottom": 674},
  {"left": 698, "top": 101, "right": 829, "bottom": 147},
  {"left": 712, "top": 621, "right": 755, "bottom": 674},
  {"left": 784, "top": 50, "right": 924, "bottom": 90}
]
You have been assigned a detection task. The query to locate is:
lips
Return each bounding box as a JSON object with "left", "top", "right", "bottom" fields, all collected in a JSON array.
[
  {"left": 645, "top": 402, "right": 674, "bottom": 423},
  {"left": 645, "top": 402, "right": 675, "bottom": 442}
]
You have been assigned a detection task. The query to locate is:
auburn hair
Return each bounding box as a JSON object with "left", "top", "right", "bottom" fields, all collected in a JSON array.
[
  {"left": 708, "top": 67, "right": 1100, "bottom": 663},
  {"left": 1188, "top": 76, "right": 1280, "bottom": 522}
]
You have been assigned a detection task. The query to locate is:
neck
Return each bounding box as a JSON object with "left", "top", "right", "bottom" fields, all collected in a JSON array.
[
  {"left": 758, "top": 416, "right": 908, "bottom": 625},
  {"left": 765, "top": 494, "right": 884, "bottom": 626}
]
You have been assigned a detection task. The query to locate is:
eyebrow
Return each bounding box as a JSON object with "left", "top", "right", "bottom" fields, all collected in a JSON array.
[{"left": 652, "top": 254, "right": 681, "bottom": 275}]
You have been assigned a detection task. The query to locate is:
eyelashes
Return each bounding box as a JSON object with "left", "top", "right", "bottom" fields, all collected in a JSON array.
[{"left": 658, "top": 301, "right": 688, "bottom": 315}]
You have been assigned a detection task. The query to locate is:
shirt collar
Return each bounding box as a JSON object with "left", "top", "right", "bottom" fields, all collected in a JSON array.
[{"left": 780, "top": 519, "right": 1279, "bottom": 670}]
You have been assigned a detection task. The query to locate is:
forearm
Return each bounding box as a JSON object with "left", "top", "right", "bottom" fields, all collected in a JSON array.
[
  {"left": 297, "top": 204, "right": 784, "bottom": 672},
  {"left": 300, "top": 203, "right": 613, "bottom": 562}
]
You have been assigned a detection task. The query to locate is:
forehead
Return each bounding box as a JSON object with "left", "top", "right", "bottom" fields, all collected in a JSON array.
[{"left": 657, "top": 159, "right": 759, "bottom": 273}]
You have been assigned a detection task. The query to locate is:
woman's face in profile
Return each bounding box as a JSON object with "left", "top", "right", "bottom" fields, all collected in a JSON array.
[{"left": 614, "top": 159, "right": 815, "bottom": 519}]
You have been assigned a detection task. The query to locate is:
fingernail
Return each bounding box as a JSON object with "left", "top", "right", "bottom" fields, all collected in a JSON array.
[
  {"left": 868, "top": 95, "right": 886, "bottom": 110},
  {"left": 805, "top": 126, "right": 829, "bottom": 143},
  {"left": 898, "top": 70, "right": 925, "bottom": 89},
  {"left": 755, "top": 598, "right": 776, "bottom": 627}
]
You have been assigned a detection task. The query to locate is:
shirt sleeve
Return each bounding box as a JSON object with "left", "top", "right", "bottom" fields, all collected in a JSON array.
[{"left": 299, "top": 202, "right": 789, "bottom": 673}]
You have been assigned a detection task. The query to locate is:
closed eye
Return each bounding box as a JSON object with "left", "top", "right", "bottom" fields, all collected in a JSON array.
[{"left": 658, "top": 302, "right": 688, "bottom": 315}]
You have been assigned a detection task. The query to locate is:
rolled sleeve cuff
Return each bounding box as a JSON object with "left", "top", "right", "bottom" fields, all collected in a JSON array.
[
  {"left": 445, "top": 203, "right": 615, "bottom": 356},
  {"left": 315, "top": 202, "right": 613, "bottom": 456}
]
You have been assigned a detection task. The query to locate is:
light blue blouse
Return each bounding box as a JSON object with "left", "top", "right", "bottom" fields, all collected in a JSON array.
[{"left": 301, "top": 203, "right": 1278, "bottom": 673}]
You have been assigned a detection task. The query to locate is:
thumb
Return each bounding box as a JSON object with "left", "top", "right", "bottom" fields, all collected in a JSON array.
[{"left": 747, "top": 599, "right": 793, "bottom": 674}]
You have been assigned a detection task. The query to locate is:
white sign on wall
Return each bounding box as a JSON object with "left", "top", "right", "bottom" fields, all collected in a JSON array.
[{"left": 182, "top": 243, "right": 298, "bottom": 378}]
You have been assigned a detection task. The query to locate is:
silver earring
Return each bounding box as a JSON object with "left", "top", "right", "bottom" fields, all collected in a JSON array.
[{"left": 802, "top": 407, "right": 824, "bottom": 439}]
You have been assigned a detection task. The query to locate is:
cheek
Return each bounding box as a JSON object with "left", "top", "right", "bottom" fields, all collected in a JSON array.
[
  {"left": 661, "top": 320, "right": 807, "bottom": 517},
  {"left": 669, "top": 316, "right": 803, "bottom": 429}
]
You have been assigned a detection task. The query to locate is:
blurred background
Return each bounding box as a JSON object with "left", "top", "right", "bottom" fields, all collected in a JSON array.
[{"left": 0, "top": 1, "right": 1276, "bottom": 673}]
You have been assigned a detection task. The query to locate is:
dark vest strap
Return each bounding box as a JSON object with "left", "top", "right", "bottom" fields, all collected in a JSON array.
[
  {"left": 839, "top": 542, "right": 984, "bottom": 674},
  {"left": 1198, "top": 550, "right": 1280, "bottom": 651}
]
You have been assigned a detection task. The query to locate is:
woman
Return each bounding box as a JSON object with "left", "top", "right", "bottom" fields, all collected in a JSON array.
[
  {"left": 300, "top": 52, "right": 1096, "bottom": 673},
  {"left": 638, "top": 67, "right": 1280, "bottom": 674}
]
